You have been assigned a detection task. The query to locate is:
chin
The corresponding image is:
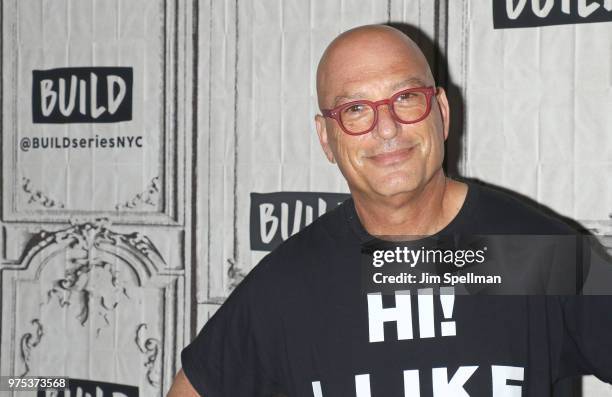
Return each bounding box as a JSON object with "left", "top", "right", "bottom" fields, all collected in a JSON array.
[{"left": 370, "top": 173, "right": 421, "bottom": 197}]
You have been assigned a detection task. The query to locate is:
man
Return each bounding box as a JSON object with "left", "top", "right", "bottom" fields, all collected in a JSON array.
[{"left": 169, "top": 25, "right": 612, "bottom": 396}]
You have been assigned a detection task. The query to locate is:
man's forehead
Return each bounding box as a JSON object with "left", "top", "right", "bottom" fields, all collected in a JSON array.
[{"left": 316, "top": 26, "right": 433, "bottom": 108}]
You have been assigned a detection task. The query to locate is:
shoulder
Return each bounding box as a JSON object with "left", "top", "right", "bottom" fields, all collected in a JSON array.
[
  {"left": 467, "top": 181, "right": 577, "bottom": 235},
  {"left": 245, "top": 198, "right": 352, "bottom": 285}
]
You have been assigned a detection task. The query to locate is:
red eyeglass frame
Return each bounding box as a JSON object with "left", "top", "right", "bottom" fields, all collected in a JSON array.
[{"left": 320, "top": 86, "right": 437, "bottom": 136}]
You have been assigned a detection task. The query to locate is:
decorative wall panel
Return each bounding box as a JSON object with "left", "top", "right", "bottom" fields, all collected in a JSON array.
[
  {"left": 0, "top": 0, "right": 195, "bottom": 395},
  {"left": 2, "top": 0, "right": 184, "bottom": 225},
  {"left": 0, "top": 219, "right": 184, "bottom": 396}
]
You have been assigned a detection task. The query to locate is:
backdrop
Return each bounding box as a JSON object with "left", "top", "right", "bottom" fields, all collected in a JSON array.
[{"left": 0, "top": 0, "right": 610, "bottom": 396}]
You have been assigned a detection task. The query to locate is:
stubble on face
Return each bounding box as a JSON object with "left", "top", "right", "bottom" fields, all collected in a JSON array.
[{"left": 315, "top": 25, "right": 448, "bottom": 202}]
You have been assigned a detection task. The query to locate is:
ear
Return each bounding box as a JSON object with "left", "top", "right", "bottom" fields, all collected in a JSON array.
[
  {"left": 315, "top": 114, "right": 336, "bottom": 164},
  {"left": 435, "top": 87, "right": 451, "bottom": 141}
]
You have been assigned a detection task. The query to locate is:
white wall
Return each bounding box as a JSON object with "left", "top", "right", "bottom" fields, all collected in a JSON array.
[
  {"left": 447, "top": 1, "right": 612, "bottom": 394},
  {"left": 0, "top": 0, "right": 609, "bottom": 395}
]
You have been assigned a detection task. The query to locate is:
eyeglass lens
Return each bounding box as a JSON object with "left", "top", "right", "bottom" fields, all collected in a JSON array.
[{"left": 339, "top": 91, "right": 428, "bottom": 134}]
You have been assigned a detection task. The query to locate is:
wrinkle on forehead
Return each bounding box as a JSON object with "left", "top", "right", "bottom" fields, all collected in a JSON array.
[{"left": 316, "top": 25, "right": 434, "bottom": 109}]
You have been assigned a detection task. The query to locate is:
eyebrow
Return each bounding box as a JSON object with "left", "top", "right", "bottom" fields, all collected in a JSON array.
[
  {"left": 391, "top": 77, "right": 429, "bottom": 90},
  {"left": 331, "top": 77, "right": 432, "bottom": 107}
]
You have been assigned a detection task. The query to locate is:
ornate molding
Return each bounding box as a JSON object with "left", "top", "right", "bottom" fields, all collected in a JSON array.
[
  {"left": 45, "top": 259, "right": 130, "bottom": 335},
  {"left": 21, "top": 177, "right": 65, "bottom": 209},
  {"left": 20, "top": 218, "right": 166, "bottom": 274},
  {"left": 19, "top": 319, "right": 43, "bottom": 376},
  {"left": 15, "top": 219, "right": 167, "bottom": 336},
  {"left": 115, "top": 176, "right": 161, "bottom": 211},
  {"left": 1, "top": 217, "right": 181, "bottom": 393},
  {"left": 135, "top": 323, "right": 161, "bottom": 388}
]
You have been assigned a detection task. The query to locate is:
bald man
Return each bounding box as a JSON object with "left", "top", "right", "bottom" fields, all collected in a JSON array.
[
  {"left": 314, "top": 25, "right": 464, "bottom": 237},
  {"left": 169, "top": 25, "right": 612, "bottom": 396}
]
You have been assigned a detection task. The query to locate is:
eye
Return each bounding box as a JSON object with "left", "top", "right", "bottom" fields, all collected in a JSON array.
[
  {"left": 345, "top": 104, "right": 366, "bottom": 113},
  {"left": 396, "top": 92, "right": 417, "bottom": 102}
]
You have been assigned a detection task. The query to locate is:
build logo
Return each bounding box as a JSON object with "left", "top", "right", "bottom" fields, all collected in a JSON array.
[{"left": 494, "top": 0, "right": 612, "bottom": 28}]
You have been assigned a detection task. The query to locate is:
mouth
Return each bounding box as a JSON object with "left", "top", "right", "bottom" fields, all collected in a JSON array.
[{"left": 366, "top": 145, "right": 417, "bottom": 166}]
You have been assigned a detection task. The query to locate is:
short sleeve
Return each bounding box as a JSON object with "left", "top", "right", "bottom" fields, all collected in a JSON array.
[{"left": 181, "top": 260, "right": 284, "bottom": 396}]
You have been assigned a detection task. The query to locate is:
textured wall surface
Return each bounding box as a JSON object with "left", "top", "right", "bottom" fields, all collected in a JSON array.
[
  {"left": 447, "top": 1, "right": 612, "bottom": 394},
  {"left": 448, "top": 1, "right": 612, "bottom": 226},
  {"left": 0, "top": 0, "right": 610, "bottom": 395},
  {"left": 0, "top": 0, "right": 194, "bottom": 395}
]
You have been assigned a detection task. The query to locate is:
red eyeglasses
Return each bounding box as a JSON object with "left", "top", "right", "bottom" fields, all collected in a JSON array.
[{"left": 321, "top": 86, "right": 437, "bottom": 136}]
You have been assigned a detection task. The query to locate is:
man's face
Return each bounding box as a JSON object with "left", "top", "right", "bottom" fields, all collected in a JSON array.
[{"left": 315, "top": 30, "right": 450, "bottom": 200}]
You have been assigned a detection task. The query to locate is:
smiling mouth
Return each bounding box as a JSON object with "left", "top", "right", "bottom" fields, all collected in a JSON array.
[{"left": 366, "top": 145, "right": 417, "bottom": 166}]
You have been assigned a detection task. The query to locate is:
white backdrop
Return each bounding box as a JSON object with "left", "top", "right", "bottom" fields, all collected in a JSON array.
[
  {"left": 0, "top": 0, "right": 609, "bottom": 395},
  {"left": 447, "top": 2, "right": 612, "bottom": 393},
  {"left": 197, "top": 1, "right": 611, "bottom": 395}
]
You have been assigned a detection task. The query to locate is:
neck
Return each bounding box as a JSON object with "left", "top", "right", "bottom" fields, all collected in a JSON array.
[{"left": 352, "top": 171, "right": 467, "bottom": 238}]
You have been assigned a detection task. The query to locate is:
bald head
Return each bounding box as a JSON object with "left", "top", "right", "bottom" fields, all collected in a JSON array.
[{"left": 316, "top": 25, "right": 434, "bottom": 109}]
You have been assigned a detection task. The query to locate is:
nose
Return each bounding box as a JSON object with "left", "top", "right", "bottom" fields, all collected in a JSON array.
[{"left": 372, "top": 103, "right": 400, "bottom": 140}]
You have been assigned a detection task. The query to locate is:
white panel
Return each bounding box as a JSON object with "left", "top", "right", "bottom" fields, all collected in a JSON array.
[
  {"left": 449, "top": 0, "right": 612, "bottom": 226},
  {"left": 1, "top": 222, "right": 184, "bottom": 396},
  {"left": 283, "top": 97, "right": 314, "bottom": 165},
  {"left": 467, "top": 11, "right": 504, "bottom": 91},
  {"left": 502, "top": 90, "right": 539, "bottom": 165},
  {"left": 538, "top": 163, "right": 574, "bottom": 216},
  {"left": 585, "top": 376, "right": 612, "bottom": 396},
  {"left": 540, "top": 25, "right": 575, "bottom": 87},
  {"left": 503, "top": 29, "right": 540, "bottom": 90},
  {"left": 447, "top": 3, "right": 612, "bottom": 392},
  {"left": 539, "top": 91, "right": 573, "bottom": 163},
  {"left": 4, "top": 0, "right": 181, "bottom": 224},
  {"left": 467, "top": 89, "right": 505, "bottom": 164},
  {"left": 575, "top": 23, "right": 612, "bottom": 89},
  {"left": 1, "top": 1, "right": 192, "bottom": 395},
  {"left": 575, "top": 163, "right": 612, "bottom": 221},
  {"left": 575, "top": 90, "right": 612, "bottom": 164}
]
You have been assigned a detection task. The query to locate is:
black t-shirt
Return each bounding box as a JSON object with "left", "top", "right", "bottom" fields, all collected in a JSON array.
[{"left": 182, "top": 181, "right": 612, "bottom": 396}]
